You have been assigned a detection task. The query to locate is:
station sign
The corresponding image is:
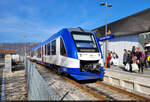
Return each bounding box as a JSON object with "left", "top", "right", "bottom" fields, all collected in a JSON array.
[{"left": 99, "top": 34, "right": 115, "bottom": 41}]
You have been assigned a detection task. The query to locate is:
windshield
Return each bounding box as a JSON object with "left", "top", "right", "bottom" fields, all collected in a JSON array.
[{"left": 72, "top": 32, "right": 99, "bottom": 52}]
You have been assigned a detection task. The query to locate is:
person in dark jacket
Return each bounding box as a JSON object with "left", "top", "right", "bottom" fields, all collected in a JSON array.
[
  {"left": 132, "top": 46, "right": 136, "bottom": 56},
  {"left": 123, "top": 49, "right": 128, "bottom": 66},
  {"left": 135, "top": 47, "right": 142, "bottom": 73},
  {"left": 127, "top": 50, "right": 133, "bottom": 72}
]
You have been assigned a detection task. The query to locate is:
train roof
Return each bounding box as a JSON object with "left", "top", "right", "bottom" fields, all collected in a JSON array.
[
  {"left": 67, "top": 27, "right": 92, "bottom": 33},
  {"left": 28, "top": 27, "right": 94, "bottom": 52}
]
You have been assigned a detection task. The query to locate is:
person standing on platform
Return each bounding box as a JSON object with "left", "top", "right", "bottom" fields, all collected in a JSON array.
[
  {"left": 107, "top": 51, "right": 111, "bottom": 68},
  {"left": 127, "top": 50, "right": 133, "bottom": 72},
  {"left": 135, "top": 47, "right": 142, "bottom": 73},
  {"left": 114, "top": 52, "right": 119, "bottom": 65},
  {"left": 123, "top": 49, "right": 128, "bottom": 66},
  {"left": 110, "top": 51, "right": 113, "bottom": 65},
  {"left": 132, "top": 46, "right": 136, "bottom": 56},
  {"left": 147, "top": 52, "right": 150, "bottom": 68},
  {"left": 140, "top": 51, "right": 145, "bottom": 74},
  {"left": 110, "top": 52, "right": 115, "bottom": 65}
]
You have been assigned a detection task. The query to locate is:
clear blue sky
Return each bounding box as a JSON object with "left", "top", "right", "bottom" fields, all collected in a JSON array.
[{"left": 0, "top": 0, "right": 149, "bottom": 42}]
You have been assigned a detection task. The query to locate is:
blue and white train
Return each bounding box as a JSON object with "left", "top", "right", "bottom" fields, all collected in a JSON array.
[{"left": 28, "top": 27, "right": 105, "bottom": 80}]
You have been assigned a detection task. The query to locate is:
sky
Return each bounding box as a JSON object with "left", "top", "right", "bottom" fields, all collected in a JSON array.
[{"left": 0, "top": 0, "right": 150, "bottom": 42}]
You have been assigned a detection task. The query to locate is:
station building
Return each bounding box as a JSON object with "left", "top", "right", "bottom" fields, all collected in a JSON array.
[
  {"left": 93, "top": 8, "right": 150, "bottom": 65},
  {"left": 0, "top": 49, "right": 16, "bottom": 63}
]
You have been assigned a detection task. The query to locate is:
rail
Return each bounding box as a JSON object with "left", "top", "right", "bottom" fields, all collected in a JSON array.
[
  {"left": 63, "top": 77, "right": 109, "bottom": 100},
  {"left": 96, "top": 81, "right": 150, "bottom": 101}
]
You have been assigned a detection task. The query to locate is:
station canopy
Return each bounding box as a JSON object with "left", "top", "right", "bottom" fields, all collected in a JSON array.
[{"left": 93, "top": 8, "right": 150, "bottom": 37}]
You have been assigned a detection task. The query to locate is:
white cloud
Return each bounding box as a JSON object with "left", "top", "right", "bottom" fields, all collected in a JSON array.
[{"left": 0, "top": 16, "right": 62, "bottom": 42}]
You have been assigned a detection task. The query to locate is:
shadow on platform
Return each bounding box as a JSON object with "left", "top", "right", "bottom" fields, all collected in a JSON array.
[{"left": 12, "top": 64, "right": 25, "bottom": 72}]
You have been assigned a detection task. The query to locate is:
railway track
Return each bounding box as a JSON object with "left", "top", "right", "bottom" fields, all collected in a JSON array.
[
  {"left": 32, "top": 61, "right": 150, "bottom": 101},
  {"left": 95, "top": 81, "right": 150, "bottom": 100},
  {"left": 64, "top": 77, "right": 150, "bottom": 101}
]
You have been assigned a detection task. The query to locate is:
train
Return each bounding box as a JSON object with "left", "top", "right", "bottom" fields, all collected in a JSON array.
[{"left": 27, "top": 27, "right": 105, "bottom": 80}]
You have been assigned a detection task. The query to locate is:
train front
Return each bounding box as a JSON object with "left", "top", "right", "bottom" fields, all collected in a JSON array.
[{"left": 68, "top": 29, "right": 105, "bottom": 80}]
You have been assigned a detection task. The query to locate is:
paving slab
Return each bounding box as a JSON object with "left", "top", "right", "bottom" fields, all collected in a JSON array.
[
  {"left": 4, "top": 64, "right": 27, "bottom": 100},
  {"left": 108, "top": 65, "right": 150, "bottom": 77}
]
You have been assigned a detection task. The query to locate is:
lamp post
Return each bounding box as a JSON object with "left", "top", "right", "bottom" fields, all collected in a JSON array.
[
  {"left": 100, "top": 0, "right": 112, "bottom": 62},
  {"left": 23, "top": 35, "right": 27, "bottom": 57}
]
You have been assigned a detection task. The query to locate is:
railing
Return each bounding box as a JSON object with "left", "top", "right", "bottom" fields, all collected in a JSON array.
[{"left": 24, "top": 58, "right": 58, "bottom": 100}]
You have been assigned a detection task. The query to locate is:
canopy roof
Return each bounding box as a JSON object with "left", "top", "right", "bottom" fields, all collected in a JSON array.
[{"left": 93, "top": 8, "right": 150, "bottom": 37}]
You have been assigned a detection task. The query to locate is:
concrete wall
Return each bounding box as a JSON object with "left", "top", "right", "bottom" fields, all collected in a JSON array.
[{"left": 104, "top": 69, "right": 150, "bottom": 95}]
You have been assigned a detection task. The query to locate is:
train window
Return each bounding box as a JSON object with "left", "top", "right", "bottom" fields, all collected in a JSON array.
[
  {"left": 45, "top": 44, "right": 47, "bottom": 55},
  {"left": 37, "top": 48, "right": 41, "bottom": 58},
  {"left": 71, "top": 32, "right": 99, "bottom": 52},
  {"left": 52, "top": 40, "right": 56, "bottom": 55},
  {"left": 72, "top": 34, "right": 96, "bottom": 48},
  {"left": 47, "top": 43, "right": 50, "bottom": 55},
  {"left": 39, "top": 48, "right": 41, "bottom": 57},
  {"left": 60, "top": 38, "right": 67, "bottom": 56}
]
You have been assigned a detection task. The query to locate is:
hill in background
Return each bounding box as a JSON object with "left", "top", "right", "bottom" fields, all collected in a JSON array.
[{"left": 0, "top": 43, "right": 40, "bottom": 56}]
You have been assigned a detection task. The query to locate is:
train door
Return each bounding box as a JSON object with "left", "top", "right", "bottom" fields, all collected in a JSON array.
[
  {"left": 56, "top": 38, "right": 60, "bottom": 55},
  {"left": 41, "top": 46, "right": 44, "bottom": 64},
  {"left": 44, "top": 44, "right": 47, "bottom": 63}
]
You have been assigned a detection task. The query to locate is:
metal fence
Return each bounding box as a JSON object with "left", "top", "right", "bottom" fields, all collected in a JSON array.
[{"left": 24, "top": 58, "right": 58, "bottom": 100}]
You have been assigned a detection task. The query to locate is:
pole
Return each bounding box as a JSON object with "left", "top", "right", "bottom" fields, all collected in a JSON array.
[
  {"left": 23, "top": 35, "right": 27, "bottom": 57},
  {"left": 105, "top": 0, "right": 108, "bottom": 62},
  {"left": 100, "top": 0, "right": 112, "bottom": 64}
]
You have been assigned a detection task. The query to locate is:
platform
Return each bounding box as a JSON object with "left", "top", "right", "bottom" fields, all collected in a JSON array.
[
  {"left": 104, "top": 65, "right": 150, "bottom": 96},
  {"left": 109, "top": 65, "right": 150, "bottom": 77},
  {"left": 4, "top": 64, "right": 27, "bottom": 100}
]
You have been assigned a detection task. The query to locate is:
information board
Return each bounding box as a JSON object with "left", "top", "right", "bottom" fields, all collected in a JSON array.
[{"left": 5, "top": 54, "right": 12, "bottom": 72}]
